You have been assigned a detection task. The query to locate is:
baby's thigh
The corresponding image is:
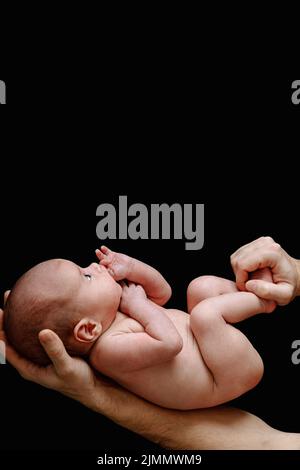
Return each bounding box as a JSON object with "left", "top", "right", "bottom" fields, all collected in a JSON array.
[{"left": 187, "top": 276, "right": 238, "bottom": 312}]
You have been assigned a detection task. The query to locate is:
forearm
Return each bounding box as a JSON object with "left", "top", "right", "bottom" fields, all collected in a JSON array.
[
  {"left": 90, "top": 380, "right": 177, "bottom": 446},
  {"left": 129, "top": 298, "right": 182, "bottom": 346},
  {"left": 88, "top": 383, "right": 300, "bottom": 450},
  {"left": 127, "top": 258, "right": 172, "bottom": 305},
  {"left": 89, "top": 379, "right": 205, "bottom": 449}
]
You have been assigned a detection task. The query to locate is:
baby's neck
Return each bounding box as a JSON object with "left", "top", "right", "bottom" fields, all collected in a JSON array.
[{"left": 89, "top": 310, "right": 124, "bottom": 356}]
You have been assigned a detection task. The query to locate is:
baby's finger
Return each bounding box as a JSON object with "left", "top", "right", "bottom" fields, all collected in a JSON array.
[
  {"left": 235, "top": 270, "right": 250, "bottom": 291},
  {"left": 95, "top": 249, "right": 105, "bottom": 260},
  {"left": 100, "top": 259, "right": 110, "bottom": 267},
  {"left": 101, "top": 246, "right": 110, "bottom": 254}
]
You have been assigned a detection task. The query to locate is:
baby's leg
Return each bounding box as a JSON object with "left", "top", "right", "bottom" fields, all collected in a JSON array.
[
  {"left": 187, "top": 269, "right": 274, "bottom": 313},
  {"left": 190, "top": 292, "right": 273, "bottom": 407},
  {"left": 187, "top": 276, "right": 238, "bottom": 313}
]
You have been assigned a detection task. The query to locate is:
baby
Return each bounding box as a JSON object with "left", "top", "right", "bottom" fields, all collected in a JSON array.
[{"left": 4, "top": 247, "right": 276, "bottom": 410}]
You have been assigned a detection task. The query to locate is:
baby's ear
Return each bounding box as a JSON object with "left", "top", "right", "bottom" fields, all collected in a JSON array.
[{"left": 73, "top": 318, "right": 102, "bottom": 343}]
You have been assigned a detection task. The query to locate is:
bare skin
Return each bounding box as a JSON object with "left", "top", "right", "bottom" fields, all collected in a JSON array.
[
  {"left": 87, "top": 248, "right": 275, "bottom": 409},
  {"left": 2, "top": 237, "right": 300, "bottom": 448},
  {"left": 1, "top": 302, "right": 300, "bottom": 450},
  {"left": 5, "top": 247, "right": 279, "bottom": 409},
  {"left": 231, "top": 236, "right": 300, "bottom": 304}
]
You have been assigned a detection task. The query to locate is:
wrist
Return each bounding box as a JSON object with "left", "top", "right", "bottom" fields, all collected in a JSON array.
[
  {"left": 127, "top": 296, "right": 148, "bottom": 314},
  {"left": 125, "top": 256, "right": 135, "bottom": 279},
  {"left": 84, "top": 379, "right": 116, "bottom": 414},
  {"left": 91, "top": 380, "right": 141, "bottom": 425}
]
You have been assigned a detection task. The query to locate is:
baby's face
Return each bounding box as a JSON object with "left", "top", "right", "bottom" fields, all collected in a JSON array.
[{"left": 55, "top": 259, "right": 122, "bottom": 330}]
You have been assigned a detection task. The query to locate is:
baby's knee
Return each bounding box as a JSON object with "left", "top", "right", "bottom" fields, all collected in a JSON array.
[
  {"left": 187, "top": 276, "right": 220, "bottom": 312},
  {"left": 218, "top": 354, "right": 264, "bottom": 403},
  {"left": 247, "top": 353, "right": 264, "bottom": 389},
  {"left": 238, "top": 349, "right": 264, "bottom": 394},
  {"left": 190, "top": 299, "right": 218, "bottom": 333}
]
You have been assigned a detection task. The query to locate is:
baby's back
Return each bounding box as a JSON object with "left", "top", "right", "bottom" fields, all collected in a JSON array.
[{"left": 90, "top": 309, "right": 213, "bottom": 410}]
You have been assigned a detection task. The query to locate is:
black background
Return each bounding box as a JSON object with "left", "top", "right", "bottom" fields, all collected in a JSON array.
[{"left": 0, "top": 59, "right": 299, "bottom": 466}]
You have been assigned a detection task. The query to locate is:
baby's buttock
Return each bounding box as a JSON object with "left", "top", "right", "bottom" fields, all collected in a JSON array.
[{"left": 116, "top": 309, "right": 214, "bottom": 410}]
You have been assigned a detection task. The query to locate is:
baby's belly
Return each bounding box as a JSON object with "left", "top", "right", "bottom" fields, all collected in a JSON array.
[{"left": 114, "top": 309, "right": 214, "bottom": 410}]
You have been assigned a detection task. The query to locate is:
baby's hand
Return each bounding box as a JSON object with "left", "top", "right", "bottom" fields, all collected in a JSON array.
[
  {"left": 96, "top": 246, "right": 133, "bottom": 281},
  {"left": 120, "top": 281, "right": 147, "bottom": 315}
]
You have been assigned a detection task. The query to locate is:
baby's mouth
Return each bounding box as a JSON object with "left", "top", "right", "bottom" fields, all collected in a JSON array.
[
  {"left": 106, "top": 267, "right": 115, "bottom": 277},
  {"left": 97, "top": 264, "right": 114, "bottom": 277},
  {"left": 98, "top": 264, "right": 108, "bottom": 273}
]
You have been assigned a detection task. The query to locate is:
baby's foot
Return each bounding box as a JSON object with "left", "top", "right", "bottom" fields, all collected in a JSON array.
[{"left": 259, "top": 297, "right": 277, "bottom": 314}]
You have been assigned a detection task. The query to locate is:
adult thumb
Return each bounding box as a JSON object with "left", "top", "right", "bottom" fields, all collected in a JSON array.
[
  {"left": 39, "top": 329, "right": 73, "bottom": 375},
  {"left": 246, "top": 280, "right": 293, "bottom": 306}
]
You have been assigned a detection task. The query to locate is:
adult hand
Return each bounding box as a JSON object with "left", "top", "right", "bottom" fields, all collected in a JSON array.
[
  {"left": 2, "top": 292, "right": 300, "bottom": 449},
  {"left": 231, "top": 237, "right": 300, "bottom": 305},
  {"left": 0, "top": 291, "right": 112, "bottom": 410}
]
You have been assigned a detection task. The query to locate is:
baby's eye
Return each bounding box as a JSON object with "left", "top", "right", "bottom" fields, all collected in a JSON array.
[{"left": 84, "top": 274, "right": 92, "bottom": 281}]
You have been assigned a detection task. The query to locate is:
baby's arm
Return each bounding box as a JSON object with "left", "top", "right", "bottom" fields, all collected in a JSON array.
[
  {"left": 97, "top": 283, "right": 183, "bottom": 373},
  {"left": 96, "top": 246, "right": 171, "bottom": 305}
]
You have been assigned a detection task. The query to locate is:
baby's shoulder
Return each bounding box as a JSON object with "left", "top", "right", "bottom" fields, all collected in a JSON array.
[
  {"left": 165, "top": 308, "right": 189, "bottom": 319},
  {"left": 105, "top": 311, "right": 145, "bottom": 336},
  {"left": 89, "top": 311, "right": 144, "bottom": 372}
]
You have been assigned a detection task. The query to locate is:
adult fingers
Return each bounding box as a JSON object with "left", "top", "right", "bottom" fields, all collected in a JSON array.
[
  {"left": 231, "top": 249, "right": 281, "bottom": 291},
  {"left": 246, "top": 280, "right": 293, "bottom": 305},
  {"left": 0, "top": 309, "right": 4, "bottom": 331},
  {"left": 232, "top": 237, "right": 275, "bottom": 259},
  {"left": 5, "top": 341, "right": 46, "bottom": 382},
  {"left": 4, "top": 290, "right": 10, "bottom": 305},
  {"left": 39, "top": 329, "right": 74, "bottom": 377},
  {"left": 231, "top": 237, "right": 276, "bottom": 289},
  {"left": 2, "top": 321, "right": 54, "bottom": 384}
]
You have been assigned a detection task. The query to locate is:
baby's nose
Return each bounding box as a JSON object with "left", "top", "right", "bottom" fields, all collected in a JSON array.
[{"left": 89, "top": 262, "right": 102, "bottom": 272}]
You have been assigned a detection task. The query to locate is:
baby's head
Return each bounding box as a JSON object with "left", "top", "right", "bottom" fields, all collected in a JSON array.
[{"left": 4, "top": 259, "right": 122, "bottom": 365}]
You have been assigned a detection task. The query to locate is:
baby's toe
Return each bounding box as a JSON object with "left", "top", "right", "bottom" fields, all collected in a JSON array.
[{"left": 263, "top": 299, "right": 277, "bottom": 314}]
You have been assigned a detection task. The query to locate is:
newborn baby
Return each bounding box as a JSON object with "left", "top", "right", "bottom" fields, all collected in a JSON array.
[{"left": 4, "top": 247, "right": 276, "bottom": 410}]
